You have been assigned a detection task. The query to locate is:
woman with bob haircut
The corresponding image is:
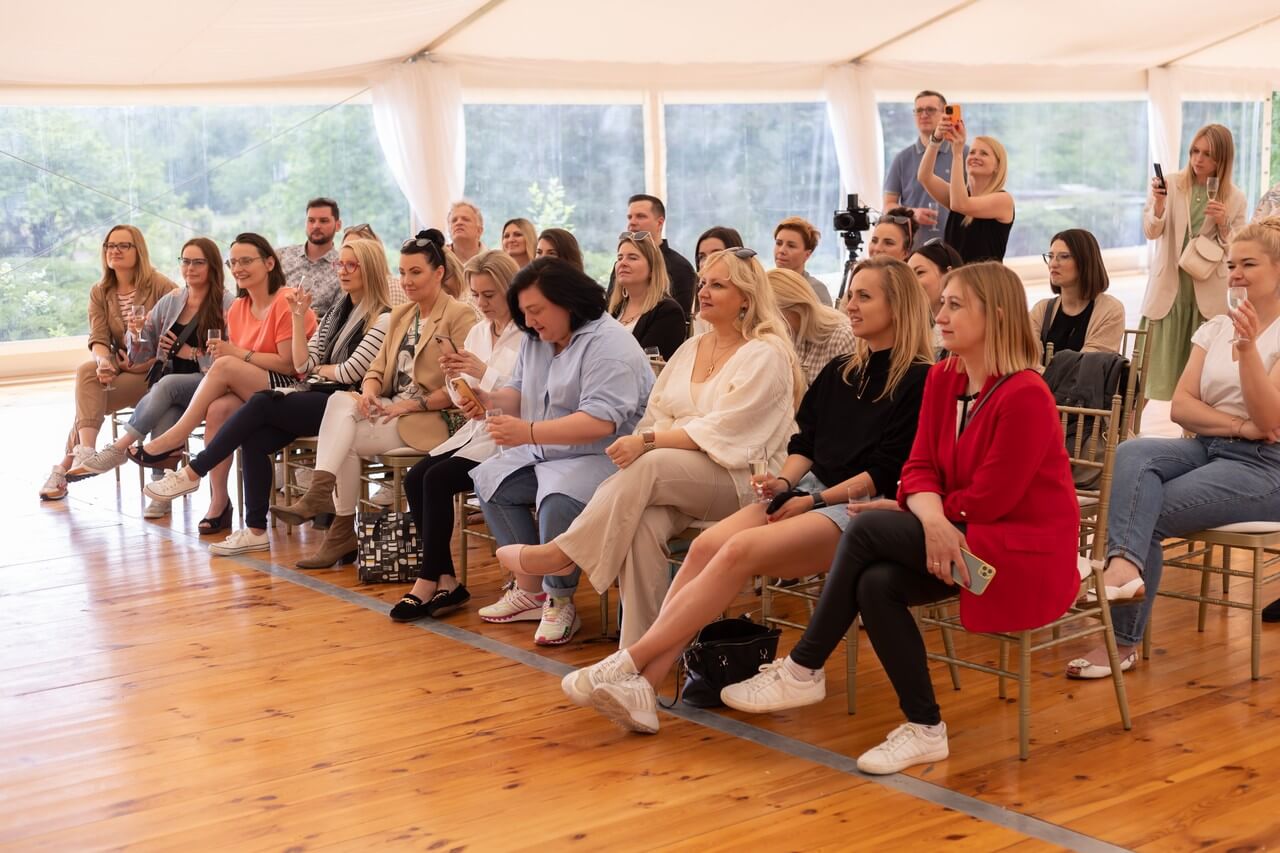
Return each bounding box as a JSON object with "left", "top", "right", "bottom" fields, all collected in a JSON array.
[
  {"left": 461, "top": 257, "right": 654, "bottom": 647},
  {"left": 767, "top": 268, "right": 856, "bottom": 384},
  {"left": 694, "top": 226, "right": 744, "bottom": 271},
  {"left": 774, "top": 216, "right": 833, "bottom": 306},
  {"left": 534, "top": 228, "right": 585, "bottom": 272},
  {"left": 558, "top": 257, "right": 934, "bottom": 735},
  {"left": 1030, "top": 228, "right": 1126, "bottom": 355},
  {"left": 494, "top": 247, "right": 803, "bottom": 653},
  {"left": 868, "top": 207, "right": 918, "bottom": 262},
  {"left": 41, "top": 224, "right": 177, "bottom": 501},
  {"left": 501, "top": 218, "right": 537, "bottom": 268},
  {"left": 610, "top": 231, "right": 686, "bottom": 360},
  {"left": 918, "top": 115, "right": 1015, "bottom": 263},
  {"left": 714, "top": 261, "right": 1077, "bottom": 775}
]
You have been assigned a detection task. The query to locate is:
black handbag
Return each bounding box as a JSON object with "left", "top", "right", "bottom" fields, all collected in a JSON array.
[{"left": 678, "top": 616, "right": 781, "bottom": 709}]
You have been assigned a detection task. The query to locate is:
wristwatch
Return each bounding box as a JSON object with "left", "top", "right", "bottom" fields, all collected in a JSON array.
[
  {"left": 641, "top": 430, "right": 656, "bottom": 453},
  {"left": 811, "top": 492, "right": 827, "bottom": 510}
]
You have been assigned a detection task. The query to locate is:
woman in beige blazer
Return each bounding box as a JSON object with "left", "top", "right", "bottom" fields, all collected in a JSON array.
[
  {"left": 272, "top": 229, "right": 477, "bottom": 567},
  {"left": 1029, "top": 228, "right": 1126, "bottom": 355},
  {"left": 1142, "top": 123, "right": 1247, "bottom": 399}
]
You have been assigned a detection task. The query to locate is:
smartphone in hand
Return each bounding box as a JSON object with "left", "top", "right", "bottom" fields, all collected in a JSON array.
[
  {"left": 945, "top": 103, "right": 963, "bottom": 124},
  {"left": 1153, "top": 163, "right": 1166, "bottom": 190},
  {"left": 434, "top": 335, "right": 458, "bottom": 354},
  {"left": 951, "top": 549, "right": 997, "bottom": 595}
]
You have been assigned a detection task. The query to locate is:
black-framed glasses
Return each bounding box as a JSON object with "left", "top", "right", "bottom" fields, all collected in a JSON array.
[
  {"left": 104, "top": 242, "right": 135, "bottom": 251},
  {"left": 401, "top": 235, "right": 444, "bottom": 264},
  {"left": 226, "top": 256, "right": 264, "bottom": 269},
  {"left": 620, "top": 230, "right": 652, "bottom": 243},
  {"left": 1042, "top": 252, "right": 1073, "bottom": 265},
  {"left": 178, "top": 258, "right": 209, "bottom": 267}
]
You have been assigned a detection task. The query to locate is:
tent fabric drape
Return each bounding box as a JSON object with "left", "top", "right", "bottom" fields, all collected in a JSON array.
[
  {"left": 824, "top": 64, "right": 883, "bottom": 206},
  {"left": 1146, "top": 67, "right": 1182, "bottom": 174},
  {"left": 370, "top": 59, "right": 464, "bottom": 230}
]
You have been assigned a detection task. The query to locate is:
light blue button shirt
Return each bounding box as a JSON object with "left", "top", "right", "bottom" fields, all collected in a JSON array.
[
  {"left": 884, "top": 138, "right": 969, "bottom": 250},
  {"left": 470, "top": 314, "right": 655, "bottom": 509}
]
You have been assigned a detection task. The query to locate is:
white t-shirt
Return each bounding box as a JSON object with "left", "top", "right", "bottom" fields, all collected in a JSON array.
[{"left": 1191, "top": 314, "right": 1280, "bottom": 419}]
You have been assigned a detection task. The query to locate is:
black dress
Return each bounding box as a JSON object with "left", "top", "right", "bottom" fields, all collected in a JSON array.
[{"left": 945, "top": 210, "right": 1013, "bottom": 263}]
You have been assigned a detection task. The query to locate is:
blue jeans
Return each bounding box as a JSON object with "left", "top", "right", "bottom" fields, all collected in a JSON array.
[
  {"left": 124, "top": 373, "right": 203, "bottom": 441},
  {"left": 1106, "top": 436, "right": 1280, "bottom": 645},
  {"left": 478, "top": 465, "right": 586, "bottom": 598}
]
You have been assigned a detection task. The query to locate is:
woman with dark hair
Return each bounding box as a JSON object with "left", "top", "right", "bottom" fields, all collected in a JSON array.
[
  {"left": 268, "top": 229, "right": 478, "bottom": 567},
  {"left": 502, "top": 218, "right": 537, "bottom": 268},
  {"left": 133, "top": 232, "right": 316, "bottom": 533},
  {"left": 1030, "top": 228, "right": 1126, "bottom": 355},
  {"left": 868, "top": 208, "right": 919, "bottom": 262},
  {"left": 694, "top": 226, "right": 744, "bottom": 271},
  {"left": 535, "top": 228, "right": 585, "bottom": 272},
  {"left": 460, "top": 257, "right": 654, "bottom": 647},
  {"left": 908, "top": 240, "right": 964, "bottom": 350},
  {"left": 40, "top": 224, "right": 177, "bottom": 501},
  {"left": 611, "top": 232, "right": 686, "bottom": 360}
]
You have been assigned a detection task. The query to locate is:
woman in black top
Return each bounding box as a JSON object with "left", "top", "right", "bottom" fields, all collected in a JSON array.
[
  {"left": 610, "top": 231, "right": 686, "bottom": 359},
  {"left": 918, "top": 114, "right": 1014, "bottom": 263},
  {"left": 557, "top": 257, "right": 934, "bottom": 722}
]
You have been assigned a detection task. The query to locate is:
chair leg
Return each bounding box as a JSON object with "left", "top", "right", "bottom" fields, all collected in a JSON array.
[
  {"left": 761, "top": 576, "right": 774, "bottom": 626},
  {"left": 1251, "top": 546, "right": 1264, "bottom": 681},
  {"left": 1197, "top": 542, "right": 1212, "bottom": 632},
  {"left": 1222, "top": 545, "right": 1231, "bottom": 595},
  {"left": 1142, "top": 615, "right": 1152, "bottom": 660},
  {"left": 845, "top": 618, "right": 858, "bottom": 715},
  {"left": 1018, "top": 632, "right": 1032, "bottom": 761},
  {"left": 938, "top": 620, "right": 961, "bottom": 691},
  {"left": 997, "top": 639, "right": 1009, "bottom": 700},
  {"left": 455, "top": 494, "right": 468, "bottom": 587},
  {"left": 1095, "top": 566, "right": 1132, "bottom": 731}
]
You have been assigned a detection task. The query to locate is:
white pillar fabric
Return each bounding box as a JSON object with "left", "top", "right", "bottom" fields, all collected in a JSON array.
[
  {"left": 824, "top": 64, "right": 883, "bottom": 206},
  {"left": 642, "top": 90, "right": 667, "bottom": 205},
  {"left": 1146, "top": 67, "right": 1181, "bottom": 174},
  {"left": 370, "top": 59, "right": 464, "bottom": 229}
]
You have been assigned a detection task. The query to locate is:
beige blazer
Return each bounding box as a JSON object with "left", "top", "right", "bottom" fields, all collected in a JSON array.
[
  {"left": 1029, "top": 293, "right": 1126, "bottom": 354},
  {"left": 365, "top": 295, "right": 479, "bottom": 451},
  {"left": 1141, "top": 176, "right": 1246, "bottom": 321},
  {"left": 86, "top": 271, "right": 178, "bottom": 353}
]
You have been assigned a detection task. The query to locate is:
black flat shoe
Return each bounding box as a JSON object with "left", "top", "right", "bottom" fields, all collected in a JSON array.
[
  {"left": 390, "top": 593, "right": 429, "bottom": 622},
  {"left": 425, "top": 584, "right": 470, "bottom": 618},
  {"left": 128, "top": 445, "right": 184, "bottom": 470},
  {"left": 1263, "top": 596, "right": 1280, "bottom": 623},
  {"left": 198, "top": 502, "right": 233, "bottom": 535}
]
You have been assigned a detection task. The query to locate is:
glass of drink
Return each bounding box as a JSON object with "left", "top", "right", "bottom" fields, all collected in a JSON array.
[
  {"left": 747, "top": 445, "right": 768, "bottom": 502},
  {"left": 130, "top": 304, "right": 148, "bottom": 343},
  {"left": 926, "top": 200, "right": 940, "bottom": 234},
  {"left": 1207, "top": 177, "right": 1220, "bottom": 202},
  {"left": 643, "top": 346, "right": 661, "bottom": 361},
  {"left": 292, "top": 276, "right": 309, "bottom": 317},
  {"left": 1228, "top": 286, "right": 1249, "bottom": 344},
  {"left": 486, "top": 407, "right": 505, "bottom": 454},
  {"left": 848, "top": 486, "right": 871, "bottom": 516}
]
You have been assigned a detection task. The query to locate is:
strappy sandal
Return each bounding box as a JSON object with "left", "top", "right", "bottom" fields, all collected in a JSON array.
[{"left": 128, "top": 445, "right": 184, "bottom": 470}]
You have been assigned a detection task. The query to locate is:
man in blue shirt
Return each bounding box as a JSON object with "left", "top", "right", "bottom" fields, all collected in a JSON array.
[{"left": 883, "top": 90, "right": 968, "bottom": 250}]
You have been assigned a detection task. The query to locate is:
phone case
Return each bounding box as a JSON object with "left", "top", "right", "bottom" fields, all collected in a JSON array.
[
  {"left": 953, "top": 549, "right": 996, "bottom": 595},
  {"left": 451, "top": 377, "right": 481, "bottom": 408}
]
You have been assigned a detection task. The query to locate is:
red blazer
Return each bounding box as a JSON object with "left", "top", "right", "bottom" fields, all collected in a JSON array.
[{"left": 897, "top": 362, "right": 1079, "bottom": 632}]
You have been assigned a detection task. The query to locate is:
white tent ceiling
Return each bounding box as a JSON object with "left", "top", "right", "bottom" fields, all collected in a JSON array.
[{"left": 2, "top": 0, "right": 1279, "bottom": 99}]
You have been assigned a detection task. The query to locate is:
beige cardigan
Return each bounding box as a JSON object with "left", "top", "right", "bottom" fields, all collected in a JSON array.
[{"left": 1029, "top": 293, "right": 1126, "bottom": 354}]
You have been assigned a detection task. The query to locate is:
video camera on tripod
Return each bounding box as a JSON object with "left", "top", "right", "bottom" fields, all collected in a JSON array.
[{"left": 833, "top": 193, "right": 872, "bottom": 303}]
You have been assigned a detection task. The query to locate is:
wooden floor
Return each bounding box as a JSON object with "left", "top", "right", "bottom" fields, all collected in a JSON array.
[{"left": 6, "top": 380, "right": 1280, "bottom": 852}]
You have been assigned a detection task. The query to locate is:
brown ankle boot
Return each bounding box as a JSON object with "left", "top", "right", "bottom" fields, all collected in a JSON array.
[
  {"left": 270, "top": 470, "right": 337, "bottom": 526},
  {"left": 296, "top": 514, "right": 357, "bottom": 569}
]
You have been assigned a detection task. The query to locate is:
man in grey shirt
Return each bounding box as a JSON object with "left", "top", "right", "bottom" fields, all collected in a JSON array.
[
  {"left": 883, "top": 90, "right": 968, "bottom": 250},
  {"left": 278, "top": 196, "right": 343, "bottom": 315}
]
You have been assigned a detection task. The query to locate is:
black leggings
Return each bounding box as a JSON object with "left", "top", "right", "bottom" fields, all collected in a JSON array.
[
  {"left": 790, "top": 510, "right": 955, "bottom": 726},
  {"left": 404, "top": 450, "right": 479, "bottom": 581},
  {"left": 189, "top": 390, "right": 331, "bottom": 530}
]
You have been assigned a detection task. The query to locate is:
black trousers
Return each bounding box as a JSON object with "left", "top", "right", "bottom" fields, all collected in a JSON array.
[
  {"left": 404, "top": 450, "right": 479, "bottom": 581},
  {"left": 189, "top": 390, "right": 331, "bottom": 530},
  {"left": 789, "top": 510, "right": 955, "bottom": 726}
]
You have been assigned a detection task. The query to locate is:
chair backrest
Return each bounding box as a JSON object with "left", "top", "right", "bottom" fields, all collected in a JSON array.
[
  {"left": 1120, "top": 320, "right": 1150, "bottom": 439},
  {"left": 1057, "top": 394, "right": 1122, "bottom": 561}
]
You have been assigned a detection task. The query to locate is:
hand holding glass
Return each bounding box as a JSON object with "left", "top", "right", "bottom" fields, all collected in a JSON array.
[
  {"left": 847, "top": 486, "right": 871, "bottom": 517},
  {"left": 1228, "top": 286, "right": 1249, "bottom": 345},
  {"left": 747, "top": 446, "right": 768, "bottom": 502},
  {"left": 1207, "top": 177, "right": 1220, "bottom": 202},
  {"left": 486, "top": 408, "right": 505, "bottom": 454}
]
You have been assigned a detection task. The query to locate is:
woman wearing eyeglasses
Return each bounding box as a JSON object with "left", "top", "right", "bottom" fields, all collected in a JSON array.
[
  {"left": 612, "top": 231, "right": 686, "bottom": 361},
  {"left": 1029, "top": 229, "right": 1125, "bottom": 356},
  {"left": 40, "top": 224, "right": 177, "bottom": 502},
  {"left": 267, "top": 229, "right": 478, "bottom": 567},
  {"left": 867, "top": 208, "right": 919, "bottom": 262},
  {"left": 141, "top": 239, "right": 393, "bottom": 557},
  {"left": 129, "top": 233, "right": 316, "bottom": 533},
  {"left": 918, "top": 116, "right": 1014, "bottom": 263}
]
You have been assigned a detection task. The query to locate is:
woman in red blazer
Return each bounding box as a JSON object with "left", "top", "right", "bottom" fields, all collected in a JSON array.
[{"left": 721, "top": 261, "right": 1078, "bottom": 776}]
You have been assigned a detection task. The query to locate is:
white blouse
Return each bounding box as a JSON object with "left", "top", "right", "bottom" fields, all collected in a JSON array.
[
  {"left": 431, "top": 319, "right": 524, "bottom": 462},
  {"left": 1191, "top": 314, "right": 1280, "bottom": 421},
  {"left": 638, "top": 332, "right": 797, "bottom": 506}
]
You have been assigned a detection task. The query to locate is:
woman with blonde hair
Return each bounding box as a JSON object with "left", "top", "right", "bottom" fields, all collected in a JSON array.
[
  {"left": 559, "top": 257, "right": 934, "bottom": 734},
  {"left": 1141, "top": 123, "right": 1247, "bottom": 400},
  {"left": 40, "top": 224, "right": 177, "bottom": 500},
  {"left": 501, "top": 218, "right": 537, "bottom": 268},
  {"left": 918, "top": 117, "right": 1015, "bottom": 263},
  {"left": 768, "top": 267, "right": 856, "bottom": 384},
  {"left": 493, "top": 247, "right": 802, "bottom": 650},
  {"left": 611, "top": 231, "right": 686, "bottom": 360}
]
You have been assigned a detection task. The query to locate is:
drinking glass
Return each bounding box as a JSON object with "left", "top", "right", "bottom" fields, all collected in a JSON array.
[
  {"left": 643, "top": 346, "right": 661, "bottom": 361},
  {"left": 292, "top": 276, "right": 309, "bottom": 317},
  {"left": 1228, "top": 286, "right": 1249, "bottom": 344},
  {"left": 486, "top": 407, "right": 505, "bottom": 455},
  {"left": 747, "top": 445, "right": 768, "bottom": 502},
  {"left": 925, "top": 200, "right": 940, "bottom": 234},
  {"left": 130, "top": 304, "right": 148, "bottom": 343},
  {"left": 847, "top": 486, "right": 871, "bottom": 516},
  {"left": 1207, "top": 177, "right": 1220, "bottom": 202},
  {"left": 200, "top": 329, "right": 222, "bottom": 372}
]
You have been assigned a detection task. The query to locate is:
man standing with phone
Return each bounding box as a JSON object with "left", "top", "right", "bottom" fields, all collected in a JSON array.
[{"left": 884, "top": 91, "right": 968, "bottom": 251}]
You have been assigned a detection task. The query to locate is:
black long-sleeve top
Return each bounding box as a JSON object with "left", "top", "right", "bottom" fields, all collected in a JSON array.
[
  {"left": 621, "top": 296, "right": 686, "bottom": 360},
  {"left": 787, "top": 348, "right": 930, "bottom": 495}
]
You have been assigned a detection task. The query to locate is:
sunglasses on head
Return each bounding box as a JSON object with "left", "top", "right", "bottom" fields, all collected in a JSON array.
[
  {"left": 402, "top": 235, "right": 444, "bottom": 264},
  {"left": 879, "top": 214, "right": 913, "bottom": 227},
  {"left": 620, "top": 230, "right": 653, "bottom": 243}
]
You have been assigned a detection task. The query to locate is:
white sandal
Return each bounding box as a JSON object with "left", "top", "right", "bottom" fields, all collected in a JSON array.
[
  {"left": 1066, "top": 650, "right": 1136, "bottom": 680},
  {"left": 1085, "top": 577, "right": 1146, "bottom": 604}
]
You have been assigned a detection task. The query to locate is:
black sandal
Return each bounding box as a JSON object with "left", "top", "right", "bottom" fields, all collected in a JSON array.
[
  {"left": 128, "top": 445, "right": 184, "bottom": 470},
  {"left": 198, "top": 502, "right": 233, "bottom": 535}
]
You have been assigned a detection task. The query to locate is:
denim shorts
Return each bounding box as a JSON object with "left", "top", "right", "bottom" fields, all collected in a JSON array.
[{"left": 797, "top": 472, "right": 855, "bottom": 533}]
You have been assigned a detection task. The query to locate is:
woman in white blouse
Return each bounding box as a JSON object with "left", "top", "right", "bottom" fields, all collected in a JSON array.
[
  {"left": 389, "top": 251, "right": 523, "bottom": 621},
  {"left": 495, "top": 247, "right": 803, "bottom": 647}
]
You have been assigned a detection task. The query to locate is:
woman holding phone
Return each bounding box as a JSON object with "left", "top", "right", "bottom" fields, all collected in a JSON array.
[{"left": 917, "top": 111, "right": 1014, "bottom": 263}]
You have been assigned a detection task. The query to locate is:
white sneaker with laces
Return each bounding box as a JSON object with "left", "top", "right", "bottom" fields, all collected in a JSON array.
[
  {"left": 719, "top": 658, "right": 826, "bottom": 714},
  {"left": 144, "top": 467, "right": 201, "bottom": 501},
  {"left": 66, "top": 444, "right": 128, "bottom": 480},
  {"left": 591, "top": 673, "right": 660, "bottom": 734},
  {"left": 856, "top": 722, "right": 949, "bottom": 775},
  {"left": 561, "top": 650, "right": 636, "bottom": 707},
  {"left": 370, "top": 483, "right": 395, "bottom": 507},
  {"left": 209, "top": 528, "right": 270, "bottom": 556},
  {"left": 143, "top": 499, "right": 172, "bottom": 519},
  {"left": 40, "top": 465, "right": 68, "bottom": 501},
  {"left": 534, "top": 596, "right": 581, "bottom": 646},
  {"left": 477, "top": 583, "right": 546, "bottom": 623}
]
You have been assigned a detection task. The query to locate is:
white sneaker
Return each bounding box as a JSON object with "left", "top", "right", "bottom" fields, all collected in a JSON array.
[
  {"left": 143, "top": 499, "right": 172, "bottom": 519},
  {"left": 144, "top": 467, "right": 201, "bottom": 501},
  {"left": 561, "top": 650, "right": 637, "bottom": 707},
  {"left": 477, "top": 583, "right": 546, "bottom": 623},
  {"left": 719, "top": 658, "right": 826, "bottom": 714},
  {"left": 534, "top": 596, "right": 581, "bottom": 646},
  {"left": 39, "top": 465, "right": 68, "bottom": 501},
  {"left": 856, "top": 722, "right": 949, "bottom": 775},
  {"left": 591, "top": 674, "right": 660, "bottom": 734},
  {"left": 209, "top": 528, "right": 270, "bottom": 556},
  {"left": 370, "top": 483, "right": 395, "bottom": 507},
  {"left": 66, "top": 444, "right": 128, "bottom": 481}
]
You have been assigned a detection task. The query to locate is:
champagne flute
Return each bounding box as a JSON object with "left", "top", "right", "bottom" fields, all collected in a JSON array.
[
  {"left": 1228, "top": 286, "right": 1249, "bottom": 345},
  {"left": 292, "top": 276, "right": 309, "bottom": 317},
  {"left": 747, "top": 445, "right": 768, "bottom": 503},
  {"left": 1207, "top": 176, "right": 1220, "bottom": 202},
  {"left": 486, "top": 407, "right": 505, "bottom": 455},
  {"left": 130, "top": 304, "right": 148, "bottom": 343},
  {"left": 201, "top": 329, "right": 222, "bottom": 373}
]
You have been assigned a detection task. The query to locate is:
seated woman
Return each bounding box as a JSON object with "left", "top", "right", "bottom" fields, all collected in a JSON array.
[
  {"left": 718, "top": 261, "right": 1077, "bottom": 774},
  {"left": 66, "top": 238, "right": 234, "bottom": 485},
  {"left": 1072, "top": 219, "right": 1280, "bottom": 674},
  {"left": 768, "top": 268, "right": 856, "bottom": 385},
  {"left": 908, "top": 240, "right": 964, "bottom": 350},
  {"left": 694, "top": 226, "right": 744, "bottom": 271},
  {"left": 610, "top": 231, "right": 686, "bottom": 360},
  {"left": 133, "top": 232, "right": 316, "bottom": 534},
  {"left": 40, "top": 224, "right": 177, "bottom": 501},
  {"left": 919, "top": 117, "right": 1014, "bottom": 263},
  {"left": 1031, "top": 228, "right": 1126, "bottom": 356},
  {"left": 867, "top": 207, "right": 918, "bottom": 262},
  {"left": 773, "top": 216, "right": 832, "bottom": 305},
  {"left": 496, "top": 248, "right": 803, "bottom": 648},
  {"left": 558, "top": 257, "right": 934, "bottom": 734},
  {"left": 501, "top": 218, "right": 537, "bottom": 268},
  {"left": 268, "top": 229, "right": 478, "bottom": 567},
  {"left": 465, "top": 257, "right": 654, "bottom": 646},
  {"left": 388, "top": 250, "right": 523, "bottom": 620},
  {"left": 535, "top": 228, "right": 584, "bottom": 272},
  {"left": 142, "top": 238, "right": 394, "bottom": 557}
]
